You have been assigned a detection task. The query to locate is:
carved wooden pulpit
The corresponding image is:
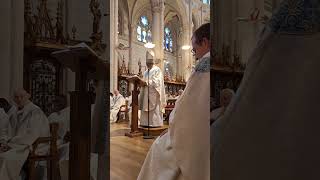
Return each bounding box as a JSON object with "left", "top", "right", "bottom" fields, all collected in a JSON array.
[
  {"left": 125, "top": 76, "right": 143, "bottom": 137},
  {"left": 52, "top": 44, "right": 108, "bottom": 180}
]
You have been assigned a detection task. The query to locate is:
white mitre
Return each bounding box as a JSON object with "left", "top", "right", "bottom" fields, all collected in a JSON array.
[{"left": 146, "top": 50, "right": 155, "bottom": 63}]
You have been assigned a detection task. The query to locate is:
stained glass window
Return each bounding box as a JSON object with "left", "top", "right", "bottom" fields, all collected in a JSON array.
[
  {"left": 137, "top": 16, "right": 151, "bottom": 42},
  {"left": 202, "top": 0, "right": 210, "bottom": 4},
  {"left": 164, "top": 27, "right": 173, "bottom": 52}
]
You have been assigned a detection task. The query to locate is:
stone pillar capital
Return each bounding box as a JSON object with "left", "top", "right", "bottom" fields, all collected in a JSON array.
[{"left": 151, "top": 0, "right": 164, "bottom": 13}]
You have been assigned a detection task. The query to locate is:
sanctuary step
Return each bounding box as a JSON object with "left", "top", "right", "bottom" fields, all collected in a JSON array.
[{"left": 138, "top": 125, "right": 169, "bottom": 136}]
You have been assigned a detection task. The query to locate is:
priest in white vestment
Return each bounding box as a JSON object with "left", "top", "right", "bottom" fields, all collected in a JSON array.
[
  {"left": 212, "top": 1, "right": 320, "bottom": 179},
  {"left": 0, "top": 98, "right": 13, "bottom": 143},
  {"left": 48, "top": 95, "right": 70, "bottom": 141},
  {"left": 110, "top": 90, "right": 125, "bottom": 123},
  {"left": 138, "top": 23, "right": 210, "bottom": 180},
  {"left": 0, "top": 98, "right": 17, "bottom": 142},
  {"left": 138, "top": 51, "right": 166, "bottom": 127},
  {"left": 210, "top": 89, "right": 234, "bottom": 124},
  {"left": 0, "top": 89, "right": 50, "bottom": 180},
  {"left": 110, "top": 92, "right": 114, "bottom": 108},
  {"left": 0, "top": 108, "right": 9, "bottom": 143}
]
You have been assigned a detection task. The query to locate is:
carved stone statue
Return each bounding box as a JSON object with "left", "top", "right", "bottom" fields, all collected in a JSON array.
[
  {"left": 90, "top": 0, "right": 102, "bottom": 34},
  {"left": 56, "top": 2, "right": 65, "bottom": 43},
  {"left": 138, "top": 59, "right": 142, "bottom": 77},
  {"left": 90, "top": 0, "right": 103, "bottom": 53}
]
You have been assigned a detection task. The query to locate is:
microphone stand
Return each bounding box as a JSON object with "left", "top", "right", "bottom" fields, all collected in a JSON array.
[{"left": 144, "top": 68, "right": 154, "bottom": 139}]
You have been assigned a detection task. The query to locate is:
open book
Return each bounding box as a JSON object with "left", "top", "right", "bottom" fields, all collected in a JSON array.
[
  {"left": 127, "top": 75, "right": 145, "bottom": 84},
  {"left": 51, "top": 42, "right": 104, "bottom": 73},
  {"left": 66, "top": 42, "right": 99, "bottom": 57}
]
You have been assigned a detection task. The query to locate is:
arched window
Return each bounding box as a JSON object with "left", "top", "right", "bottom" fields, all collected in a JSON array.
[
  {"left": 137, "top": 16, "right": 151, "bottom": 43},
  {"left": 164, "top": 27, "right": 173, "bottom": 52},
  {"left": 202, "top": 0, "right": 210, "bottom": 4}
]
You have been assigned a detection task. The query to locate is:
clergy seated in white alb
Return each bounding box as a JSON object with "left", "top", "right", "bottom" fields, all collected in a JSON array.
[
  {"left": 110, "top": 89, "right": 125, "bottom": 123},
  {"left": 137, "top": 23, "right": 210, "bottom": 180},
  {"left": 138, "top": 51, "right": 166, "bottom": 127},
  {"left": 210, "top": 89, "right": 235, "bottom": 124},
  {"left": 0, "top": 89, "right": 50, "bottom": 180},
  {"left": 0, "top": 98, "right": 17, "bottom": 143},
  {"left": 48, "top": 95, "right": 70, "bottom": 142},
  {"left": 47, "top": 95, "right": 70, "bottom": 170},
  {"left": 124, "top": 92, "right": 132, "bottom": 125},
  {"left": 175, "top": 89, "right": 184, "bottom": 100},
  {"left": 110, "top": 92, "right": 114, "bottom": 107},
  {"left": 48, "top": 94, "right": 98, "bottom": 180},
  {"left": 212, "top": 1, "right": 320, "bottom": 179}
]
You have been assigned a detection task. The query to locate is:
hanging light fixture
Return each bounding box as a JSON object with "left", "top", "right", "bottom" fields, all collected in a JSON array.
[
  {"left": 181, "top": 45, "right": 191, "bottom": 50},
  {"left": 144, "top": 42, "right": 156, "bottom": 48}
]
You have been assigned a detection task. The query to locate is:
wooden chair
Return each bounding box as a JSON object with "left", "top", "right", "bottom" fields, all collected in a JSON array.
[
  {"left": 117, "top": 100, "right": 129, "bottom": 122},
  {"left": 27, "top": 122, "right": 59, "bottom": 180}
]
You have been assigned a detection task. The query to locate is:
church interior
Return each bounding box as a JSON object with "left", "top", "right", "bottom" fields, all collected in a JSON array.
[{"left": 0, "top": 0, "right": 285, "bottom": 179}]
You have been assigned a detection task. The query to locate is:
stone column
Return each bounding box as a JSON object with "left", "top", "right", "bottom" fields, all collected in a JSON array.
[
  {"left": 128, "top": 25, "right": 134, "bottom": 73},
  {"left": 0, "top": 0, "right": 24, "bottom": 100},
  {"left": 186, "top": 0, "right": 193, "bottom": 81},
  {"left": 181, "top": 25, "right": 192, "bottom": 81},
  {"left": 151, "top": 0, "right": 165, "bottom": 71},
  {"left": 110, "top": 0, "right": 118, "bottom": 91},
  {"left": 176, "top": 30, "right": 182, "bottom": 78}
]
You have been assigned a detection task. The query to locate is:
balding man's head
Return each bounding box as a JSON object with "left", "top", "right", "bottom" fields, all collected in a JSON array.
[
  {"left": 13, "top": 89, "right": 31, "bottom": 108},
  {"left": 220, "top": 88, "right": 235, "bottom": 107},
  {"left": 113, "top": 89, "right": 119, "bottom": 96},
  {"left": 178, "top": 89, "right": 184, "bottom": 95}
]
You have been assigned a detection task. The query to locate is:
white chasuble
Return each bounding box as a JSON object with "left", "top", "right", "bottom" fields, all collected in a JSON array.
[
  {"left": 139, "top": 65, "right": 166, "bottom": 127},
  {"left": 138, "top": 55, "right": 210, "bottom": 180}
]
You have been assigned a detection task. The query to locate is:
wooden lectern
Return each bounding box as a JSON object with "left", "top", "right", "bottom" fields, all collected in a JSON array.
[
  {"left": 125, "top": 76, "right": 143, "bottom": 137},
  {"left": 52, "top": 43, "right": 108, "bottom": 180}
]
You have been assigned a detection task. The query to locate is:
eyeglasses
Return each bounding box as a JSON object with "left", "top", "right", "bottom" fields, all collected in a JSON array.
[{"left": 191, "top": 48, "right": 196, "bottom": 55}]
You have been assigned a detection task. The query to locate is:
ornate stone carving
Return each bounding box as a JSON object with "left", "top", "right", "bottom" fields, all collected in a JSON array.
[
  {"left": 138, "top": 59, "right": 143, "bottom": 77},
  {"left": 35, "top": 0, "right": 55, "bottom": 40},
  {"left": 55, "top": 1, "right": 65, "bottom": 43},
  {"left": 71, "top": 25, "right": 77, "bottom": 40},
  {"left": 24, "top": 0, "right": 36, "bottom": 42},
  {"left": 90, "top": 0, "right": 104, "bottom": 53}
]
